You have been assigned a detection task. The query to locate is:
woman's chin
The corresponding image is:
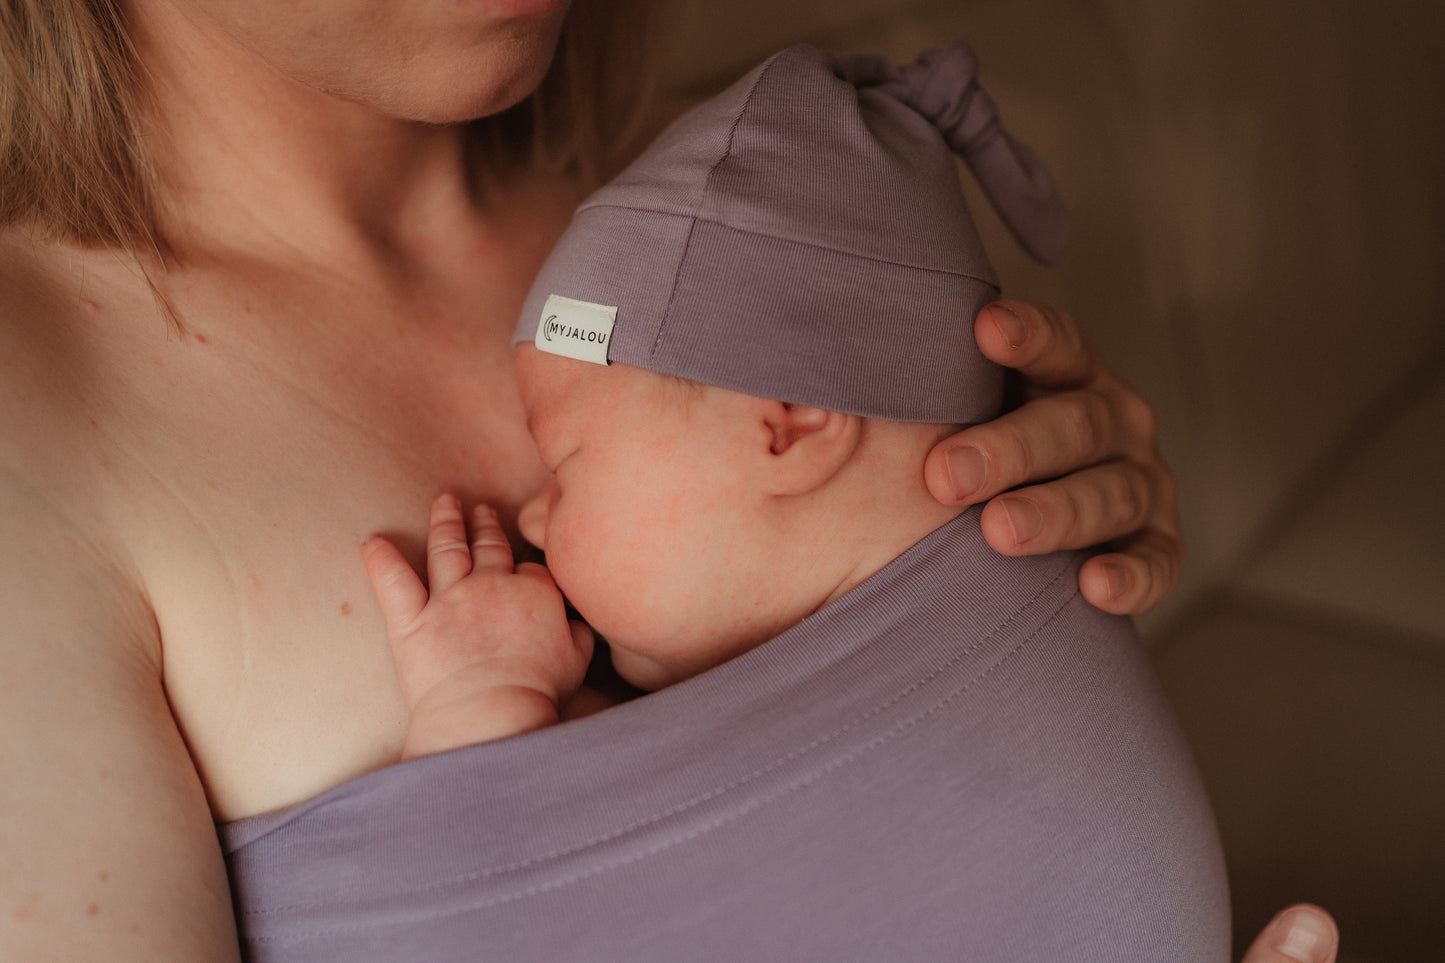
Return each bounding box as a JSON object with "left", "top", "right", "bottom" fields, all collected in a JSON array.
[
  {"left": 361, "top": 33, "right": 563, "bottom": 125},
  {"left": 464, "top": 0, "right": 570, "bottom": 18}
]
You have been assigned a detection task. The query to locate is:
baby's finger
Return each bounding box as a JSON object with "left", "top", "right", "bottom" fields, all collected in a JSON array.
[
  {"left": 361, "top": 536, "right": 428, "bottom": 638},
  {"left": 468, "top": 503, "right": 515, "bottom": 573},
  {"left": 974, "top": 299, "right": 1098, "bottom": 390},
  {"left": 566, "top": 621, "right": 596, "bottom": 691},
  {"left": 426, "top": 493, "right": 473, "bottom": 593},
  {"left": 513, "top": 561, "right": 559, "bottom": 588}
]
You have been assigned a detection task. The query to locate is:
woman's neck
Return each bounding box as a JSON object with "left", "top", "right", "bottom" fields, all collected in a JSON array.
[{"left": 130, "top": 1, "right": 484, "bottom": 273}]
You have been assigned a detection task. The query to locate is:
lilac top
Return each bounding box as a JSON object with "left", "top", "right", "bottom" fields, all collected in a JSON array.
[{"left": 222, "top": 512, "right": 1229, "bottom": 961}]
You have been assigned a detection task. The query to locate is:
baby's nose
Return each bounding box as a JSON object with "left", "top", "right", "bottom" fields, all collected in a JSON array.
[{"left": 516, "top": 481, "right": 556, "bottom": 550}]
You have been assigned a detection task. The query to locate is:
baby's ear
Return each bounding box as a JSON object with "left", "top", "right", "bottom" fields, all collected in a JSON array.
[{"left": 760, "top": 402, "right": 862, "bottom": 495}]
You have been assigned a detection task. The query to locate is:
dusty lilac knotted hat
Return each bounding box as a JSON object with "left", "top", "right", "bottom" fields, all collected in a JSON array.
[{"left": 515, "top": 42, "right": 1068, "bottom": 424}]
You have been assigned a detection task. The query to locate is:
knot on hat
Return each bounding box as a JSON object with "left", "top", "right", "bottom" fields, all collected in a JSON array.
[{"left": 836, "top": 43, "right": 1070, "bottom": 265}]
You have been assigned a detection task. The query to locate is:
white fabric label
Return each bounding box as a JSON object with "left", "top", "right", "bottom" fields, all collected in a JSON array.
[{"left": 534, "top": 294, "right": 616, "bottom": 366}]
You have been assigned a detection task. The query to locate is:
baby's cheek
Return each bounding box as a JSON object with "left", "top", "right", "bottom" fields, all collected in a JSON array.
[
  {"left": 544, "top": 513, "right": 634, "bottom": 615},
  {"left": 557, "top": 533, "right": 673, "bottom": 646}
]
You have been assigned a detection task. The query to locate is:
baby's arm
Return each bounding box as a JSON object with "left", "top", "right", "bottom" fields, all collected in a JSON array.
[{"left": 362, "top": 494, "right": 593, "bottom": 758}]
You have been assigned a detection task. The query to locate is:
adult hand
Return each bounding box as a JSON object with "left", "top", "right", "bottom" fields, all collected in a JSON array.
[
  {"left": 1241, "top": 905, "right": 1339, "bottom": 963},
  {"left": 924, "top": 299, "right": 1183, "bottom": 614}
]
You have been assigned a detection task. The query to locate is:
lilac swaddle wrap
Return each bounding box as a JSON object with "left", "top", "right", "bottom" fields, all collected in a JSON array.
[
  {"left": 223, "top": 517, "right": 1228, "bottom": 961},
  {"left": 222, "top": 44, "right": 1230, "bottom": 961}
]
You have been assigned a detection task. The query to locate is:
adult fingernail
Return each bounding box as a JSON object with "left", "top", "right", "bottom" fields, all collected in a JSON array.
[
  {"left": 1103, "top": 561, "right": 1130, "bottom": 601},
  {"left": 945, "top": 446, "right": 988, "bottom": 499},
  {"left": 1271, "top": 906, "right": 1336, "bottom": 963},
  {"left": 990, "top": 304, "right": 1026, "bottom": 349},
  {"left": 1002, "top": 497, "right": 1042, "bottom": 545}
]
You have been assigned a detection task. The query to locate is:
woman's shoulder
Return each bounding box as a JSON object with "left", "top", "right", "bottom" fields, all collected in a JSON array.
[
  {"left": 0, "top": 232, "right": 91, "bottom": 455},
  {"left": 0, "top": 230, "right": 154, "bottom": 425},
  {"left": 0, "top": 229, "right": 155, "bottom": 552},
  {"left": 0, "top": 233, "right": 238, "bottom": 962}
]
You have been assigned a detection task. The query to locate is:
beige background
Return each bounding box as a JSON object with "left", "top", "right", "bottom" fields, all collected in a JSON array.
[{"left": 657, "top": 2, "right": 1445, "bottom": 960}]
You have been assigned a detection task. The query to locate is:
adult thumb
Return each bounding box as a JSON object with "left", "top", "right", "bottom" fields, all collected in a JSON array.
[{"left": 1240, "top": 904, "right": 1339, "bottom": 963}]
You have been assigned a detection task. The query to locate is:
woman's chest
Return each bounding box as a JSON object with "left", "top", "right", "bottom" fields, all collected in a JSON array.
[
  {"left": 6, "top": 184, "right": 576, "bottom": 821},
  {"left": 97, "top": 305, "right": 551, "bottom": 821}
]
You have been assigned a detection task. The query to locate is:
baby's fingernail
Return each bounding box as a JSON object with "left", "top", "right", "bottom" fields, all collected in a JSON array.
[
  {"left": 990, "top": 304, "right": 1026, "bottom": 349},
  {"left": 1002, "top": 497, "right": 1043, "bottom": 545},
  {"left": 945, "top": 446, "right": 988, "bottom": 500},
  {"left": 1271, "top": 906, "right": 1336, "bottom": 963},
  {"left": 1103, "top": 561, "right": 1130, "bottom": 601}
]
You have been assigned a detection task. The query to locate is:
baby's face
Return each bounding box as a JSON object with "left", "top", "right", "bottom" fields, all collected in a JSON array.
[{"left": 514, "top": 346, "right": 783, "bottom": 690}]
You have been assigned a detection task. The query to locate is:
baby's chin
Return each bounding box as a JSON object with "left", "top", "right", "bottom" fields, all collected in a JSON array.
[
  {"left": 606, "top": 644, "right": 684, "bottom": 693},
  {"left": 603, "top": 621, "right": 780, "bottom": 693}
]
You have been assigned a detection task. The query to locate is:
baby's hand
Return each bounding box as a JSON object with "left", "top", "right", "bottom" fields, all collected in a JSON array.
[{"left": 362, "top": 494, "right": 593, "bottom": 758}]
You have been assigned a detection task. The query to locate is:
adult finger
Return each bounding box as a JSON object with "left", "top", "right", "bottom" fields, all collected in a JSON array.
[
  {"left": 361, "top": 536, "right": 428, "bottom": 639},
  {"left": 468, "top": 503, "right": 515, "bottom": 573},
  {"left": 924, "top": 389, "right": 1119, "bottom": 507},
  {"left": 973, "top": 299, "right": 1099, "bottom": 389},
  {"left": 425, "top": 493, "right": 473, "bottom": 593},
  {"left": 976, "top": 461, "right": 1154, "bottom": 556},
  {"left": 1240, "top": 905, "right": 1339, "bottom": 963},
  {"left": 1077, "top": 531, "right": 1185, "bottom": 615}
]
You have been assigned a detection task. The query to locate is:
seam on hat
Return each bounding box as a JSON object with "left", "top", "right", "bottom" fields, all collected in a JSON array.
[
  {"left": 647, "top": 53, "right": 787, "bottom": 365},
  {"left": 587, "top": 202, "right": 1001, "bottom": 288}
]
